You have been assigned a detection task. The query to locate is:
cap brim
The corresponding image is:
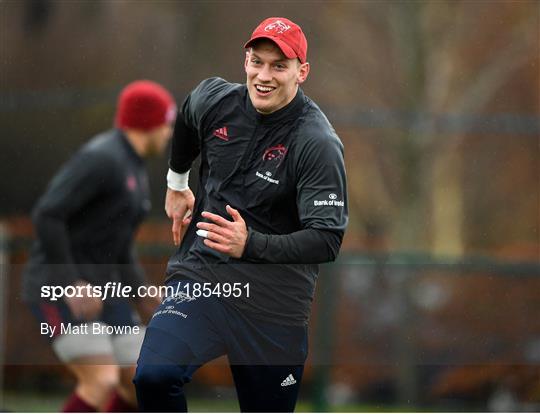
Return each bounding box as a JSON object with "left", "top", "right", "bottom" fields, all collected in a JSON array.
[{"left": 244, "top": 35, "right": 298, "bottom": 61}]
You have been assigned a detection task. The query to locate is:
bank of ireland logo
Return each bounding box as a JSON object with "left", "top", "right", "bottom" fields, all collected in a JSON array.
[
  {"left": 313, "top": 192, "right": 344, "bottom": 207},
  {"left": 264, "top": 20, "right": 291, "bottom": 35}
]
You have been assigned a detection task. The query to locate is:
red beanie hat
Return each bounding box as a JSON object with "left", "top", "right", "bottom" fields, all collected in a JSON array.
[{"left": 115, "top": 80, "right": 176, "bottom": 131}]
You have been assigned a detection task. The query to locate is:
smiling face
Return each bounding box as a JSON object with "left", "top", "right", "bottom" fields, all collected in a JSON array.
[{"left": 245, "top": 39, "right": 310, "bottom": 114}]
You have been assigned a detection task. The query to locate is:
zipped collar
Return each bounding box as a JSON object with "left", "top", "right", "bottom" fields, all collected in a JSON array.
[{"left": 245, "top": 86, "right": 306, "bottom": 125}]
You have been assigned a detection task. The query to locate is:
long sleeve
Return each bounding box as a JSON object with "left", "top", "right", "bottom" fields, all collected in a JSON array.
[
  {"left": 242, "top": 227, "right": 342, "bottom": 264},
  {"left": 169, "top": 78, "right": 233, "bottom": 174},
  {"left": 168, "top": 112, "right": 200, "bottom": 174},
  {"left": 32, "top": 150, "right": 115, "bottom": 285}
]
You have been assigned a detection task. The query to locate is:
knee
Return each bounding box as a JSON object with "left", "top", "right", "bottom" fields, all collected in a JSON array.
[
  {"left": 134, "top": 363, "right": 191, "bottom": 411},
  {"left": 133, "top": 363, "right": 161, "bottom": 391},
  {"left": 76, "top": 365, "right": 119, "bottom": 397},
  {"left": 95, "top": 373, "right": 119, "bottom": 395}
]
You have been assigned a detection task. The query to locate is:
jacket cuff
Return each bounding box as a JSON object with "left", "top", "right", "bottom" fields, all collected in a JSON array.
[{"left": 241, "top": 228, "right": 266, "bottom": 261}]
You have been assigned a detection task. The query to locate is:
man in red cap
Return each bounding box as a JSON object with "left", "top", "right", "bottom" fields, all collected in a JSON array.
[
  {"left": 134, "top": 17, "right": 348, "bottom": 411},
  {"left": 22, "top": 80, "right": 176, "bottom": 412}
]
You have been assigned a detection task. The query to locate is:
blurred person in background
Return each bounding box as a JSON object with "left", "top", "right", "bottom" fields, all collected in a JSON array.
[
  {"left": 134, "top": 17, "right": 348, "bottom": 412},
  {"left": 21, "top": 80, "right": 176, "bottom": 412}
]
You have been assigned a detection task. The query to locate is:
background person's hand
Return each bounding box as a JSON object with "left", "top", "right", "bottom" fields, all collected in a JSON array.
[
  {"left": 64, "top": 280, "right": 103, "bottom": 321},
  {"left": 165, "top": 187, "right": 195, "bottom": 245},
  {"left": 196, "top": 205, "right": 248, "bottom": 258}
]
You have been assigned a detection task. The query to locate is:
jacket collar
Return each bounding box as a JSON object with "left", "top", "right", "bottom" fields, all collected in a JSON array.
[{"left": 245, "top": 86, "right": 305, "bottom": 124}]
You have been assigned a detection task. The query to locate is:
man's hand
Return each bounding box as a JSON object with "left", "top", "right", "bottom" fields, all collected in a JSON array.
[
  {"left": 165, "top": 187, "right": 195, "bottom": 245},
  {"left": 196, "top": 205, "right": 248, "bottom": 258},
  {"left": 64, "top": 280, "right": 103, "bottom": 321}
]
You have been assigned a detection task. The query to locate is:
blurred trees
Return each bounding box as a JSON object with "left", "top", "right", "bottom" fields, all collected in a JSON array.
[
  {"left": 1, "top": 0, "right": 538, "bottom": 257},
  {"left": 314, "top": 1, "right": 538, "bottom": 256}
]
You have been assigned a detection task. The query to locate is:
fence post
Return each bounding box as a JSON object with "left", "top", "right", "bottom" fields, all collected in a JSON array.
[
  {"left": 0, "top": 223, "right": 9, "bottom": 403},
  {"left": 311, "top": 264, "right": 339, "bottom": 411},
  {"left": 394, "top": 264, "right": 418, "bottom": 405}
]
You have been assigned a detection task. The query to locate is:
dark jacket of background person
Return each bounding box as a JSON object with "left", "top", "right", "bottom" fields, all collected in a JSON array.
[{"left": 22, "top": 129, "right": 150, "bottom": 301}]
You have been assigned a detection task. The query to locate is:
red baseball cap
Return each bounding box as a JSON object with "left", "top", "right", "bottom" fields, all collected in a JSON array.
[
  {"left": 244, "top": 17, "right": 308, "bottom": 63},
  {"left": 115, "top": 80, "right": 176, "bottom": 131}
]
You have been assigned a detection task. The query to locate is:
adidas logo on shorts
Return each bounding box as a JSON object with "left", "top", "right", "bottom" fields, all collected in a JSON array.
[{"left": 280, "top": 374, "right": 297, "bottom": 387}]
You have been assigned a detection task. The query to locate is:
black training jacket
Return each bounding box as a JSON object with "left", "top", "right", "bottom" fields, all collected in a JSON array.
[
  {"left": 167, "top": 77, "right": 348, "bottom": 325},
  {"left": 22, "top": 129, "right": 150, "bottom": 301}
]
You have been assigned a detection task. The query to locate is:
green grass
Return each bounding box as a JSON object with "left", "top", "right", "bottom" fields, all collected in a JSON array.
[
  {"left": 2, "top": 391, "right": 65, "bottom": 412},
  {"left": 1, "top": 390, "right": 420, "bottom": 412}
]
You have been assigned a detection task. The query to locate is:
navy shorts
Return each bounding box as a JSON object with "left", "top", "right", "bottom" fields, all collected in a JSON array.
[
  {"left": 135, "top": 279, "right": 308, "bottom": 412},
  {"left": 141, "top": 278, "right": 308, "bottom": 366}
]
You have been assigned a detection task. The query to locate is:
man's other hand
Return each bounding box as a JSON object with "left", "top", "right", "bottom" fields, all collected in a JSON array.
[{"left": 165, "top": 188, "right": 195, "bottom": 246}]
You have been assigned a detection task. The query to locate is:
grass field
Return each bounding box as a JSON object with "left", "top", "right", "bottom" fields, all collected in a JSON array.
[{"left": 1, "top": 391, "right": 421, "bottom": 412}]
